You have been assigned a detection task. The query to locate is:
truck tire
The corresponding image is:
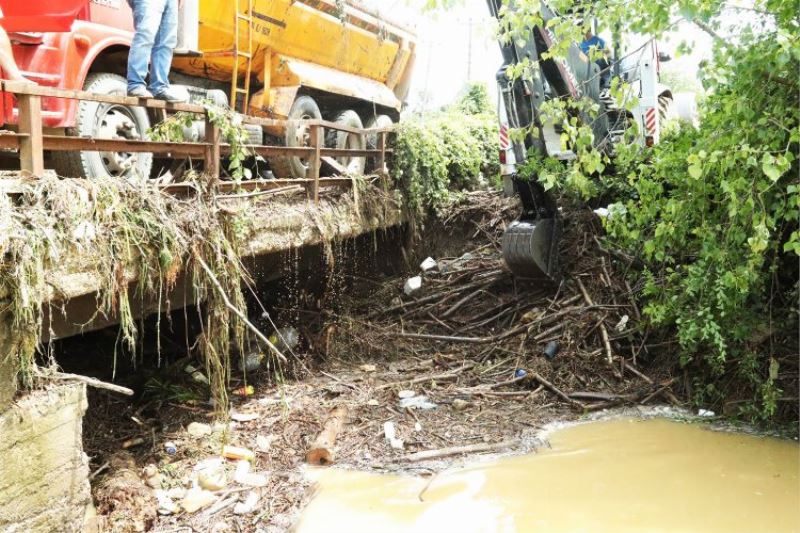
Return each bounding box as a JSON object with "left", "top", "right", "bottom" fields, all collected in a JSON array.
[
  {"left": 327, "top": 109, "right": 365, "bottom": 175},
  {"left": 365, "top": 114, "right": 393, "bottom": 172},
  {"left": 52, "top": 73, "right": 153, "bottom": 180},
  {"left": 268, "top": 95, "right": 322, "bottom": 179}
]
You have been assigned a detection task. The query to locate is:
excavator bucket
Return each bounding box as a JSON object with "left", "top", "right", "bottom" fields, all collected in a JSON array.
[
  {"left": 502, "top": 218, "right": 561, "bottom": 281},
  {"left": 499, "top": 176, "right": 562, "bottom": 282}
]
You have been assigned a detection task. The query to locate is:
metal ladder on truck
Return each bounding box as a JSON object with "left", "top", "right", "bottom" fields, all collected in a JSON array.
[
  {"left": 230, "top": 0, "right": 254, "bottom": 113},
  {"left": 204, "top": 0, "right": 254, "bottom": 113}
]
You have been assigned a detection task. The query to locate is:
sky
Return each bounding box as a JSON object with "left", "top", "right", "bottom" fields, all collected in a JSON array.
[{"left": 361, "top": 0, "right": 502, "bottom": 110}]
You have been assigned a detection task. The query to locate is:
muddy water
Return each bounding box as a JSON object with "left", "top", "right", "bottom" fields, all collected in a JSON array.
[{"left": 296, "top": 418, "right": 800, "bottom": 533}]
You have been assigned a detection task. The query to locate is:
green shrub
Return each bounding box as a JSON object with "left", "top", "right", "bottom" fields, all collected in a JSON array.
[
  {"left": 490, "top": 0, "right": 799, "bottom": 424},
  {"left": 392, "top": 110, "right": 499, "bottom": 215}
]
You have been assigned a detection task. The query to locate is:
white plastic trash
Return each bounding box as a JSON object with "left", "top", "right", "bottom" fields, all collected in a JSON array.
[
  {"left": 233, "top": 491, "right": 259, "bottom": 514},
  {"left": 420, "top": 257, "right": 437, "bottom": 271},
  {"left": 404, "top": 276, "right": 422, "bottom": 295},
  {"left": 399, "top": 395, "right": 437, "bottom": 410},
  {"left": 383, "top": 421, "right": 396, "bottom": 441},
  {"left": 383, "top": 421, "right": 404, "bottom": 449}
]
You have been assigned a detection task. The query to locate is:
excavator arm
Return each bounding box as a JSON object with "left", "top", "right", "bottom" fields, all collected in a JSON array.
[{"left": 486, "top": 0, "right": 609, "bottom": 281}]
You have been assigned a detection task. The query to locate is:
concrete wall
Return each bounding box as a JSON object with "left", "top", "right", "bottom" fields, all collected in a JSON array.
[
  {"left": 0, "top": 384, "right": 91, "bottom": 533},
  {"left": 0, "top": 312, "right": 18, "bottom": 412}
]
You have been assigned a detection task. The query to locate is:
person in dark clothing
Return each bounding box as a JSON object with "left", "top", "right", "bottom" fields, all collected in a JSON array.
[{"left": 580, "top": 31, "right": 611, "bottom": 90}]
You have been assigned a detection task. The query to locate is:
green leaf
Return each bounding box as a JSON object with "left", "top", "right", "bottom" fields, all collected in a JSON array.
[
  {"left": 688, "top": 164, "right": 702, "bottom": 179},
  {"left": 761, "top": 154, "right": 783, "bottom": 181}
]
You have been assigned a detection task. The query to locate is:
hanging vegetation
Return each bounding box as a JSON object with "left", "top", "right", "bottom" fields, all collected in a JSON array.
[{"left": 0, "top": 173, "right": 282, "bottom": 412}]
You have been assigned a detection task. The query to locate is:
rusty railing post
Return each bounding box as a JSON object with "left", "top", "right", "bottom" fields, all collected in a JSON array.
[
  {"left": 377, "top": 131, "right": 387, "bottom": 178},
  {"left": 204, "top": 114, "right": 221, "bottom": 178},
  {"left": 17, "top": 93, "right": 44, "bottom": 177},
  {"left": 308, "top": 123, "right": 322, "bottom": 204}
]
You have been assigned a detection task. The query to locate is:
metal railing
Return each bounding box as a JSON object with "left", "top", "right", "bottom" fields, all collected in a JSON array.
[{"left": 0, "top": 80, "right": 393, "bottom": 204}]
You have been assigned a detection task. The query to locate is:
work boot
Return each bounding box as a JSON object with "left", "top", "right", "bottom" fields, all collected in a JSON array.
[
  {"left": 128, "top": 86, "right": 153, "bottom": 98},
  {"left": 154, "top": 86, "right": 189, "bottom": 103}
]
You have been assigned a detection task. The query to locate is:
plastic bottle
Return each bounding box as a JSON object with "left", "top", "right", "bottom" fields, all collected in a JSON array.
[
  {"left": 271, "top": 327, "right": 300, "bottom": 352},
  {"left": 544, "top": 341, "right": 560, "bottom": 360},
  {"left": 222, "top": 445, "right": 255, "bottom": 462}
]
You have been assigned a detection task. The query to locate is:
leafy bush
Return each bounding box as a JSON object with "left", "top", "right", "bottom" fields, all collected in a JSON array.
[
  {"left": 490, "top": 0, "right": 799, "bottom": 423},
  {"left": 456, "top": 82, "right": 493, "bottom": 115},
  {"left": 602, "top": 34, "right": 798, "bottom": 422},
  {"left": 393, "top": 107, "right": 499, "bottom": 215}
]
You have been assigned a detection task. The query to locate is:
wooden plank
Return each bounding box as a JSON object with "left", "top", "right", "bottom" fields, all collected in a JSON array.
[
  {"left": 1, "top": 81, "right": 395, "bottom": 138},
  {"left": 0, "top": 133, "right": 22, "bottom": 149},
  {"left": 309, "top": 124, "right": 322, "bottom": 204},
  {"left": 17, "top": 94, "right": 44, "bottom": 177},
  {"left": 377, "top": 131, "right": 387, "bottom": 176},
  {"left": 204, "top": 117, "right": 221, "bottom": 177},
  {"left": 309, "top": 118, "right": 365, "bottom": 136},
  {"left": 3, "top": 80, "right": 205, "bottom": 114},
  {"left": 242, "top": 146, "right": 391, "bottom": 158},
  {"left": 42, "top": 135, "right": 208, "bottom": 157},
  {"left": 160, "top": 177, "right": 354, "bottom": 196},
  {"left": 321, "top": 156, "right": 347, "bottom": 175},
  {"left": 2, "top": 132, "right": 387, "bottom": 161}
]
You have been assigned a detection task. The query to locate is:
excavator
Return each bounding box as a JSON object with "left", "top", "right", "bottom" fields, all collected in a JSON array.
[{"left": 485, "top": 0, "right": 672, "bottom": 281}]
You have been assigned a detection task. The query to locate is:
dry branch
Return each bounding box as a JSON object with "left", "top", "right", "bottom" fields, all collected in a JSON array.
[
  {"left": 401, "top": 439, "right": 521, "bottom": 463},
  {"left": 193, "top": 251, "right": 288, "bottom": 364},
  {"left": 38, "top": 370, "right": 134, "bottom": 396},
  {"left": 530, "top": 372, "right": 584, "bottom": 409},
  {"left": 306, "top": 406, "right": 348, "bottom": 466},
  {"left": 376, "top": 362, "right": 476, "bottom": 390},
  {"left": 577, "top": 278, "right": 613, "bottom": 365}
]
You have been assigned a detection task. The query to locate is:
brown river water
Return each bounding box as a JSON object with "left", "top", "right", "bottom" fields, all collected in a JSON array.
[{"left": 295, "top": 418, "right": 800, "bottom": 533}]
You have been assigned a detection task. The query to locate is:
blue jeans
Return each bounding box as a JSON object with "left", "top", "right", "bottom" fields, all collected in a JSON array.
[{"left": 126, "top": 0, "right": 177, "bottom": 94}]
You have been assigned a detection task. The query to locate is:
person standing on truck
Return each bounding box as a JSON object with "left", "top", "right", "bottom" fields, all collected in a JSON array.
[
  {"left": 0, "top": 8, "right": 36, "bottom": 85},
  {"left": 580, "top": 31, "right": 611, "bottom": 91},
  {"left": 127, "top": 0, "right": 186, "bottom": 102}
]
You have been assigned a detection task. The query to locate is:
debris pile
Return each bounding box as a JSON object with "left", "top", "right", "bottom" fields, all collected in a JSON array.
[
  {"left": 332, "top": 191, "right": 678, "bottom": 413},
  {"left": 84, "top": 190, "right": 683, "bottom": 532}
]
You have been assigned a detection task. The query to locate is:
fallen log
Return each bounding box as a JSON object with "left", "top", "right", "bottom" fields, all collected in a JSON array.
[
  {"left": 401, "top": 439, "right": 521, "bottom": 463},
  {"left": 306, "top": 406, "right": 348, "bottom": 466}
]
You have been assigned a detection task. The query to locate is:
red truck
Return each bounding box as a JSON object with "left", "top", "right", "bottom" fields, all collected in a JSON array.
[{"left": 0, "top": 0, "right": 154, "bottom": 179}]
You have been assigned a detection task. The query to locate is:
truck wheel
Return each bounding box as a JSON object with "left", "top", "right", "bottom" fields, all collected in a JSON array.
[
  {"left": 268, "top": 95, "right": 322, "bottom": 179},
  {"left": 52, "top": 73, "right": 152, "bottom": 180},
  {"left": 327, "top": 110, "right": 365, "bottom": 175},
  {"left": 365, "top": 114, "right": 393, "bottom": 172}
]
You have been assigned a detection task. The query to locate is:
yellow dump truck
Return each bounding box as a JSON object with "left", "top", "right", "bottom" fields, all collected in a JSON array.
[
  {"left": 11, "top": 0, "right": 415, "bottom": 180},
  {"left": 170, "top": 0, "right": 416, "bottom": 178}
]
